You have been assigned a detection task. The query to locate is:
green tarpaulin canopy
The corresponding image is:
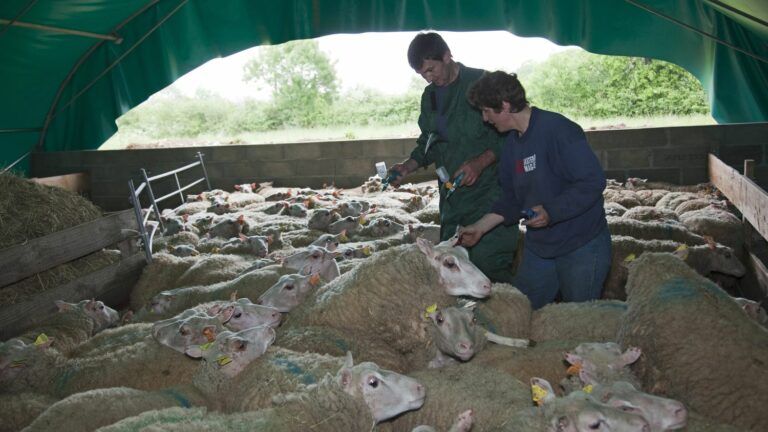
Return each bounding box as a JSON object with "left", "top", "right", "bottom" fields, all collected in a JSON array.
[{"left": 1, "top": 0, "right": 766, "bottom": 174}]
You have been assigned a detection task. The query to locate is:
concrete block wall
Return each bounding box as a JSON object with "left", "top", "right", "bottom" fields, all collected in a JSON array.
[{"left": 31, "top": 123, "right": 768, "bottom": 212}]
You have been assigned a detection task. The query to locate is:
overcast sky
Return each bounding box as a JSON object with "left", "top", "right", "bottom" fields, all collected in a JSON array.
[{"left": 170, "top": 31, "right": 575, "bottom": 100}]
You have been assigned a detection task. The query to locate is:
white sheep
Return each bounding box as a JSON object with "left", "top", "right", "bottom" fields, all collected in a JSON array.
[
  {"left": 678, "top": 206, "right": 744, "bottom": 250},
  {"left": 603, "top": 235, "right": 745, "bottom": 300},
  {"left": 618, "top": 252, "right": 768, "bottom": 431},
  {"left": 607, "top": 216, "right": 708, "bottom": 245},
  {"left": 8, "top": 299, "right": 119, "bottom": 356},
  {"left": 276, "top": 239, "right": 492, "bottom": 371},
  {"left": 530, "top": 300, "right": 628, "bottom": 342}
]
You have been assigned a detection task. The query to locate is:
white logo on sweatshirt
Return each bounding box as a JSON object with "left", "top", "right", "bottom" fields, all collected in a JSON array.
[{"left": 524, "top": 155, "right": 536, "bottom": 172}]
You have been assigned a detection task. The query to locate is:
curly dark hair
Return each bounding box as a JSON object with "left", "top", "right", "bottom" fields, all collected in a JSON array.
[
  {"left": 407, "top": 32, "right": 450, "bottom": 70},
  {"left": 467, "top": 71, "right": 528, "bottom": 113}
]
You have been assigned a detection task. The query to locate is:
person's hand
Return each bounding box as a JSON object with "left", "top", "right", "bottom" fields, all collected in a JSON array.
[
  {"left": 455, "top": 150, "right": 496, "bottom": 187},
  {"left": 388, "top": 162, "right": 409, "bottom": 188},
  {"left": 524, "top": 205, "right": 550, "bottom": 228},
  {"left": 457, "top": 224, "right": 484, "bottom": 247},
  {"left": 454, "top": 158, "right": 483, "bottom": 187}
]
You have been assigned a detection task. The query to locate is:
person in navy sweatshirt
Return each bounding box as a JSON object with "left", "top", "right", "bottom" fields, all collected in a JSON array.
[{"left": 457, "top": 70, "right": 610, "bottom": 309}]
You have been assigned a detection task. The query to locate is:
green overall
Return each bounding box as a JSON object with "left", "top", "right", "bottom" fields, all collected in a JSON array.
[{"left": 409, "top": 63, "right": 519, "bottom": 283}]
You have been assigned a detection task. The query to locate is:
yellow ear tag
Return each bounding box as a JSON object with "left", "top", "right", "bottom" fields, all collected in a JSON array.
[
  {"left": 359, "top": 215, "right": 367, "bottom": 225},
  {"left": 34, "top": 333, "right": 49, "bottom": 346},
  {"left": 623, "top": 253, "right": 636, "bottom": 264},
  {"left": 216, "top": 355, "right": 232, "bottom": 366},
  {"left": 362, "top": 246, "right": 372, "bottom": 256},
  {"left": 309, "top": 273, "right": 321, "bottom": 286},
  {"left": 582, "top": 384, "right": 593, "bottom": 394},
  {"left": 424, "top": 303, "right": 438, "bottom": 318},
  {"left": 531, "top": 383, "right": 549, "bottom": 406},
  {"left": 339, "top": 232, "right": 349, "bottom": 242},
  {"left": 444, "top": 181, "right": 454, "bottom": 190},
  {"left": 199, "top": 342, "right": 213, "bottom": 351},
  {"left": 675, "top": 244, "right": 689, "bottom": 261}
]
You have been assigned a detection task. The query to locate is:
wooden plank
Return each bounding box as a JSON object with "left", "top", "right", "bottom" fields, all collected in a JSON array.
[
  {"left": 0, "top": 209, "right": 139, "bottom": 287},
  {"left": 30, "top": 172, "right": 90, "bottom": 194},
  {"left": 0, "top": 252, "right": 146, "bottom": 340},
  {"left": 708, "top": 154, "right": 768, "bottom": 242}
]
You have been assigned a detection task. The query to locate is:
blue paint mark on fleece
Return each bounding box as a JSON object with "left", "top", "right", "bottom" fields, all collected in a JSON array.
[{"left": 271, "top": 356, "right": 317, "bottom": 385}]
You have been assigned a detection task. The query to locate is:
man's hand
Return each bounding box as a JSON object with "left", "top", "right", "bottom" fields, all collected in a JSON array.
[
  {"left": 389, "top": 159, "right": 418, "bottom": 188},
  {"left": 455, "top": 150, "right": 496, "bottom": 187}
]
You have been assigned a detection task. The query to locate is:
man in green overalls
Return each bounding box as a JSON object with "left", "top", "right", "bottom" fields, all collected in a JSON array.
[{"left": 390, "top": 31, "right": 519, "bottom": 283}]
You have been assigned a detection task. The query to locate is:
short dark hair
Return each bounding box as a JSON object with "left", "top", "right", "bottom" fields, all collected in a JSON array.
[
  {"left": 467, "top": 71, "right": 528, "bottom": 113},
  {"left": 407, "top": 32, "right": 450, "bottom": 70}
]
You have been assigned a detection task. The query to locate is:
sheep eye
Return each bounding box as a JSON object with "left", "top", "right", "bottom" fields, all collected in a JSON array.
[
  {"left": 471, "top": 316, "right": 477, "bottom": 324},
  {"left": 285, "top": 284, "right": 294, "bottom": 291},
  {"left": 179, "top": 326, "right": 191, "bottom": 336},
  {"left": 435, "top": 312, "right": 444, "bottom": 324},
  {"left": 588, "top": 419, "right": 604, "bottom": 430},
  {"left": 443, "top": 259, "right": 457, "bottom": 269},
  {"left": 234, "top": 312, "right": 242, "bottom": 319},
  {"left": 725, "top": 252, "right": 732, "bottom": 258},
  {"left": 367, "top": 377, "right": 379, "bottom": 388}
]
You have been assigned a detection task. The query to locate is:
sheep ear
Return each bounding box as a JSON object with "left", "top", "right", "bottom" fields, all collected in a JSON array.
[
  {"left": 416, "top": 237, "right": 435, "bottom": 258},
  {"left": 564, "top": 352, "right": 582, "bottom": 366},
  {"left": 530, "top": 377, "right": 556, "bottom": 405},
  {"left": 620, "top": 346, "right": 642, "bottom": 366},
  {"left": 337, "top": 351, "right": 355, "bottom": 389},
  {"left": 55, "top": 300, "right": 73, "bottom": 312}
]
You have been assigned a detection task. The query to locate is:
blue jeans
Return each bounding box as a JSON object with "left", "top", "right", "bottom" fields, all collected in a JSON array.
[{"left": 512, "top": 226, "right": 611, "bottom": 310}]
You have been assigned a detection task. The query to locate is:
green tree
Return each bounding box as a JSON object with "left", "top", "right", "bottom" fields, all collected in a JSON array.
[
  {"left": 519, "top": 50, "right": 709, "bottom": 118},
  {"left": 243, "top": 40, "right": 339, "bottom": 128}
]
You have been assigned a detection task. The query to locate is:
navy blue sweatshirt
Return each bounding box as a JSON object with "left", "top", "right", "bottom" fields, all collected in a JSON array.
[{"left": 491, "top": 108, "right": 607, "bottom": 258}]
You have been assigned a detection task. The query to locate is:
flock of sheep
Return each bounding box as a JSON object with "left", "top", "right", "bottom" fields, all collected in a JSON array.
[{"left": 1, "top": 175, "right": 767, "bottom": 431}]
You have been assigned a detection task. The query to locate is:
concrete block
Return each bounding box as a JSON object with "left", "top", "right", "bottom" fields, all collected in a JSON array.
[
  {"left": 721, "top": 123, "right": 768, "bottom": 147},
  {"left": 336, "top": 158, "right": 379, "bottom": 176},
  {"left": 680, "top": 166, "right": 709, "bottom": 185},
  {"left": 293, "top": 159, "right": 336, "bottom": 177},
  {"left": 283, "top": 142, "right": 323, "bottom": 160},
  {"left": 365, "top": 139, "right": 408, "bottom": 157},
  {"left": 652, "top": 146, "right": 710, "bottom": 168},
  {"left": 625, "top": 168, "right": 681, "bottom": 184},
  {"left": 210, "top": 146, "right": 248, "bottom": 162},
  {"left": 718, "top": 144, "right": 764, "bottom": 168},
  {"left": 587, "top": 127, "right": 668, "bottom": 150},
  {"left": 666, "top": 125, "right": 724, "bottom": 147},
  {"left": 337, "top": 141, "right": 365, "bottom": 158},
  {"left": 606, "top": 148, "right": 652, "bottom": 169},
  {"left": 318, "top": 142, "right": 342, "bottom": 158},
  {"left": 215, "top": 162, "right": 261, "bottom": 183},
  {"left": 245, "top": 145, "right": 284, "bottom": 161},
  {"left": 253, "top": 160, "right": 295, "bottom": 178}
]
